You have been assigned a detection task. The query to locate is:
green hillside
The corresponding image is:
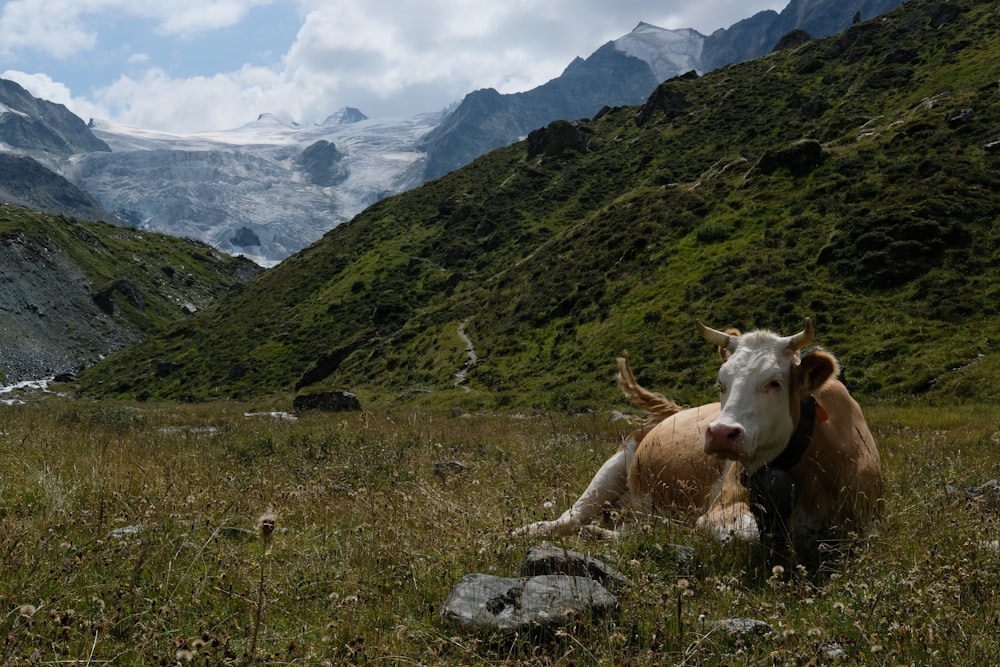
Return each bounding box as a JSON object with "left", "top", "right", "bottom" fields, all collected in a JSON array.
[
  {"left": 78, "top": 0, "right": 999, "bottom": 409},
  {"left": 0, "top": 206, "right": 260, "bottom": 382}
]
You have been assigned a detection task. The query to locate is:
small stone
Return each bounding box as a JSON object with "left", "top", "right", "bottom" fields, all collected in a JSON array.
[{"left": 708, "top": 617, "right": 773, "bottom": 639}]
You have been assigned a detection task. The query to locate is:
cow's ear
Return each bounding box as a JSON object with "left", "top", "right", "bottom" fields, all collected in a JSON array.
[
  {"left": 796, "top": 350, "right": 839, "bottom": 395},
  {"left": 718, "top": 328, "right": 741, "bottom": 361}
]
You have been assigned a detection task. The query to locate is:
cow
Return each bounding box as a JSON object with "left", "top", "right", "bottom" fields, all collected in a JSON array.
[{"left": 515, "top": 318, "right": 882, "bottom": 559}]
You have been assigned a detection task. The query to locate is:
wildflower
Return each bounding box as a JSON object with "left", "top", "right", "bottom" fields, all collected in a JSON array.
[{"left": 256, "top": 510, "right": 277, "bottom": 554}]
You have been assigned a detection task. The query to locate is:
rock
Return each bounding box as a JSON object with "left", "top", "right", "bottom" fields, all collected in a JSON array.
[
  {"left": 526, "top": 120, "right": 594, "bottom": 158},
  {"left": 752, "top": 139, "right": 824, "bottom": 176},
  {"left": 92, "top": 279, "right": 146, "bottom": 315},
  {"left": 439, "top": 573, "right": 618, "bottom": 635},
  {"left": 662, "top": 543, "right": 698, "bottom": 571},
  {"left": 292, "top": 389, "right": 361, "bottom": 413},
  {"left": 230, "top": 226, "right": 261, "bottom": 247},
  {"left": 708, "top": 617, "right": 773, "bottom": 639},
  {"left": 946, "top": 479, "right": 1000, "bottom": 508},
  {"left": 154, "top": 360, "right": 180, "bottom": 377},
  {"left": 517, "top": 543, "right": 629, "bottom": 592},
  {"left": 296, "top": 139, "right": 349, "bottom": 187},
  {"left": 772, "top": 29, "right": 812, "bottom": 53},
  {"left": 432, "top": 460, "right": 468, "bottom": 478},
  {"left": 948, "top": 107, "right": 976, "bottom": 127},
  {"left": 635, "top": 71, "right": 697, "bottom": 126}
]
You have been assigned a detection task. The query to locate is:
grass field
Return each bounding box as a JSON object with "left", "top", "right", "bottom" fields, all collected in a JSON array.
[{"left": 0, "top": 394, "right": 997, "bottom": 665}]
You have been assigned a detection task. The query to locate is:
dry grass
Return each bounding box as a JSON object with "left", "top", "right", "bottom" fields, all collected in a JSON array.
[{"left": 0, "top": 396, "right": 997, "bottom": 665}]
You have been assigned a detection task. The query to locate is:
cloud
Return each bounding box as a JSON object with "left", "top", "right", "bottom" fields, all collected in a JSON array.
[
  {"left": 2, "top": 0, "right": 788, "bottom": 132},
  {"left": 156, "top": 0, "right": 278, "bottom": 36},
  {"left": 0, "top": 0, "right": 99, "bottom": 58},
  {"left": 0, "top": 0, "right": 280, "bottom": 60}
]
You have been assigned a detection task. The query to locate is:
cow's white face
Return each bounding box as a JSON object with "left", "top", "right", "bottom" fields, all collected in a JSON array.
[{"left": 697, "top": 320, "right": 817, "bottom": 474}]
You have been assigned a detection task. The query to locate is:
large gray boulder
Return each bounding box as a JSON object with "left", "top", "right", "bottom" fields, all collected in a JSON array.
[{"left": 440, "top": 573, "right": 618, "bottom": 635}]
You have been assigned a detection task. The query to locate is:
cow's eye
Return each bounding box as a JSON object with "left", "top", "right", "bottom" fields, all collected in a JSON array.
[{"left": 765, "top": 379, "right": 783, "bottom": 392}]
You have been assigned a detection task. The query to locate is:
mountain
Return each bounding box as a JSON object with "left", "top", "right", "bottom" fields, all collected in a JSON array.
[
  {"left": 11, "top": 0, "right": 905, "bottom": 266},
  {"left": 66, "top": 110, "right": 443, "bottom": 265},
  {"left": 0, "top": 154, "right": 112, "bottom": 221},
  {"left": 76, "top": 0, "right": 1000, "bottom": 408},
  {"left": 0, "top": 78, "right": 119, "bottom": 220},
  {"left": 418, "top": 0, "right": 907, "bottom": 181},
  {"left": 0, "top": 78, "right": 110, "bottom": 169},
  {"left": 701, "top": 0, "right": 911, "bottom": 70},
  {"left": 0, "top": 206, "right": 261, "bottom": 385},
  {"left": 418, "top": 42, "right": 660, "bottom": 180}
]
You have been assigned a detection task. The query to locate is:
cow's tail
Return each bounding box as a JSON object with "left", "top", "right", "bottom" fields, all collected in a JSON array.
[{"left": 616, "top": 353, "right": 683, "bottom": 422}]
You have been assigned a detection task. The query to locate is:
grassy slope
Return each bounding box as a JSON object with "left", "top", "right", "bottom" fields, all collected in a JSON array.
[{"left": 78, "top": 0, "right": 1000, "bottom": 408}]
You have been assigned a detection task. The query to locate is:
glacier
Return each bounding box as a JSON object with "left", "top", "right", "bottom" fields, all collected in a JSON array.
[
  {"left": 61, "top": 23, "right": 705, "bottom": 267},
  {"left": 67, "top": 109, "right": 446, "bottom": 266}
]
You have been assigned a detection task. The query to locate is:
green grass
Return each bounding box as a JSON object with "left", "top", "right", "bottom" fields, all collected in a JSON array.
[{"left": 0, "top": 393, "right": 997, "bottom": 665}]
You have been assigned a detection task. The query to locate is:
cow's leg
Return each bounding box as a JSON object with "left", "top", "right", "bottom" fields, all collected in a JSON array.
[
  {"left": 696, "top": 462, "right": 761, "bottom": 543},
  {"left": 514, "top": 432, "right": 639, "bottom": 538},
  {"left": 696, "top": 504, "right": 760, "bottom": 543}
]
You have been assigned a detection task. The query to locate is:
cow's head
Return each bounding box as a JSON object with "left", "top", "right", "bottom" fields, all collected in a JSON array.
[{"left": 697, "top": 318, "right": 839, "bottom": 473}]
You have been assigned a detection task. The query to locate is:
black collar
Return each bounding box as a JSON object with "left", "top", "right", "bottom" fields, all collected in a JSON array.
[
  {"left": 769, "top": 393, "right": 817, "bottom": 471},
  {"left": 741, "top": 395, "right": 819, "bottom": 537}
]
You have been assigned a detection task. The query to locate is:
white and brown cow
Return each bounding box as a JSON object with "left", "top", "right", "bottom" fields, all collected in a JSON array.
[{"left": 516, "top": 318, "right": 882, "bottom": 555}]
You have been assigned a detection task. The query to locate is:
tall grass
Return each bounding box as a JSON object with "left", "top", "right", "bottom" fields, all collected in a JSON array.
[{"left": 0, "top": 396, "right": 997, "bottom": 664}]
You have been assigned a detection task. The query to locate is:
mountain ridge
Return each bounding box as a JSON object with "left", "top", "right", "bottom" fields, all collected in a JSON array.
[
  {"left": 0, "top": 0, "right": 908, "bottom": 265},
  {"left": 76, "top": 0, "right": 999, "bottom": 408}
]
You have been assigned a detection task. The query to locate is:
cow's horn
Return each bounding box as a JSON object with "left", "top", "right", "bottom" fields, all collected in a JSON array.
[
  {"left": 696, "top": 320, "right": 735, "bottom": 351},
  {"left": 788, "top": 317, "right": 814, "bottom": 350}
]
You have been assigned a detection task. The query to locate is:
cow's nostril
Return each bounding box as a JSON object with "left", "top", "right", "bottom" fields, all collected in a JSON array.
[{"left": 707, "top": 424, "right": 744, "bottom": 446}]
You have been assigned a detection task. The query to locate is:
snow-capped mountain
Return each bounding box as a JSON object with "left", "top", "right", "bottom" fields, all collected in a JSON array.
[
  {"left": 613, "top": 23, "right": 705, "bottom": 81},
  {"left": 3, "top": 0, "right": 906, "bottom": 266},
  {"left": 67, "top": 109, "right": 443, "bottom": 265}
]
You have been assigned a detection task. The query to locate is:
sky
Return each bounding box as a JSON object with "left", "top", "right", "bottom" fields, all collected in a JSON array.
[{"left": 0, "top": 0, "right": 786, "bottom": 134}]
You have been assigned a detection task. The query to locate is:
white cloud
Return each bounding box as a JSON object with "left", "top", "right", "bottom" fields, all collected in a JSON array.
[
  {"left": 0, "top": 0, "right": 100, "bottom": 58},
  {"left": 156, "top": 0, "right": 278, "bottom": 36},
  {"left": 2, "top": 0, "right": 790, "bottom": 132},
  {"left": 0, "top": 0, "right": 280, "bottom": 60}
]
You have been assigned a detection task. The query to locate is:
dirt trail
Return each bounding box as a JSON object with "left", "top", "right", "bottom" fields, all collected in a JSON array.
[{"left": 454, "top": 318, "right": 478, "bottom": 391}]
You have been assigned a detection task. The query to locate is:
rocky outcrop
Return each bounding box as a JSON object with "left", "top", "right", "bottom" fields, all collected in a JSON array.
[
  {"left": 526, "top": 120, "right": 594, "bottom": 158},
  {"left": 296, "top": 140, "right": 349, "bottom": 187},
  {"left": 292, "top": 389, "right": 361, "bottom": 412},
  {"left": 752, "top": 139, "right": 825, "bottom": 176},
  {"left": 0, "top": 78, "right": 110, "bottom": 169}
]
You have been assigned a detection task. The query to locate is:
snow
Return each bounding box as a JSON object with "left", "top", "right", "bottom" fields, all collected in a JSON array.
[
  {"left": 59, "top": 26, "right": 702, "bottom": 266},
  {"left": 74, "top": 110, "right": 444, "bottom": 265},
  {"left": 614, "top": 22, "right": 706, "bottom": 81}
]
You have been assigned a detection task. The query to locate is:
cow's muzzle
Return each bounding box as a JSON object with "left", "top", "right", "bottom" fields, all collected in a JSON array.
[{"left": 705, "top": 422, "right": 745, "bottom": 459}]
